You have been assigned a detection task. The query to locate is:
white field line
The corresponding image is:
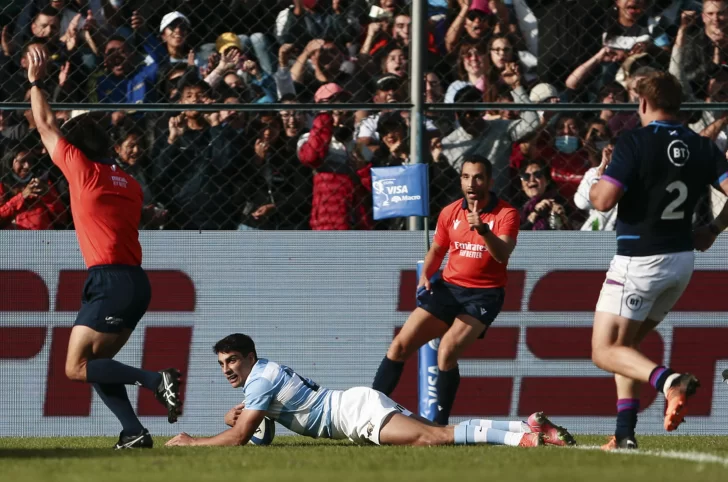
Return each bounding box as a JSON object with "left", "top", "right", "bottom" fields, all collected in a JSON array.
[{"left": 574, "top": 445, "right": 728, "bottom": 468}]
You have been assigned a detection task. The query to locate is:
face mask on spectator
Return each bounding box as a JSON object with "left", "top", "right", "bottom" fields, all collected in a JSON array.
[{"left": 555, "top": 135, "right": 580, "bottom": 154}]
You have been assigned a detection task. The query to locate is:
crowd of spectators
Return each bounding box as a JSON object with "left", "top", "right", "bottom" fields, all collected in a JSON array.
[{"left": 0, "top": 0, "right": 725, "bottom": 231}]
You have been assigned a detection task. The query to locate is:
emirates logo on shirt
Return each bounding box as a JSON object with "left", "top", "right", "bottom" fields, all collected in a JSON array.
[{"left": 453, "top": 241, "right": 486, "bottom": 258}]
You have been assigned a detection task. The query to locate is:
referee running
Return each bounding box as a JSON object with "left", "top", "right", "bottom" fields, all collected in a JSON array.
[
  {"left": 373, "top": 155, "right": 520, "bottom": 425},
  {"left": 27, "top": 45, "right": 182, "bottom": 449}
]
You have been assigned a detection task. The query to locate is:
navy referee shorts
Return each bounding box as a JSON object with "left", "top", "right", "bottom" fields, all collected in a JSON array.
[
  {"left": 417, "top": 279, "right": 505, "bottom": 338},
  {"left": 74, "top": 265, "right": 152, "bottom": 334}
]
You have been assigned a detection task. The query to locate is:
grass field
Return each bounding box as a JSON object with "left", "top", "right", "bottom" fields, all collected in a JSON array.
[{"left": 2, "top": 435, "right": 728, "bottom": 482}]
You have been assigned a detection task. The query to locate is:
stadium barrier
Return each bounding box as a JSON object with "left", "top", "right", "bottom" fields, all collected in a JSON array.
[{"left": 1, "top": 231, "right": 727, "bottom": 437}]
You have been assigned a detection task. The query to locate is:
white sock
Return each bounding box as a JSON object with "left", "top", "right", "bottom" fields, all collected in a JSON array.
[
  {"left": 504, "top": 431, "right": 525, "bottom": 446},
  {"left": 663, "top": 373, "right": 681, "bottom": 397},
  {"left": 460, "top": 419, "right": 530, "bottom": 432}
]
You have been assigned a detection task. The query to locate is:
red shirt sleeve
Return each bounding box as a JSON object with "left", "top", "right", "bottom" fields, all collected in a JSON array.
[
  {"left": 298, "top": 113, "right": 333, "bottom": 170},
  {"left": 433, "top": 207, "right": 451, "bottom": 247},
  {"left": 51, "top": 137, "right": 91, "bottom": 186},
  {"left": 0, "top": 192, "right": 25, "bottom": 225},
  {"left": 499, "top": 207, "right": 520, "bottom": 239}
]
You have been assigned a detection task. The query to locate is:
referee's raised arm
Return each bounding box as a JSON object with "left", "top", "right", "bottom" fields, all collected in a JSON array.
[{"left": 26, "top": 45, "right": 61, "bottom": 158}]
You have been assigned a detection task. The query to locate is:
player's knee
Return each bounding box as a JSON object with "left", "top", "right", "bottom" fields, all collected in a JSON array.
[
  {"left": 387, "top": 337, "right": 412, "bottom": 362},
  {"left": 437, "top": 343, "right": 458, "bottom": 371},
  {"left": 65, "top": 359, "right": 88, "bottom": 382},
  {"left": 591, "top": 344, "right": 609, "bottom": 370}
]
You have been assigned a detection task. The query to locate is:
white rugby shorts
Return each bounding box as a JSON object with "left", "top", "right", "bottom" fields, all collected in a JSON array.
[
  {"left": 595, "top": 252, "right": 694, "bottom": 322},
  {"left": 330, "top": 387, "right": 411, "bottom": 445}
]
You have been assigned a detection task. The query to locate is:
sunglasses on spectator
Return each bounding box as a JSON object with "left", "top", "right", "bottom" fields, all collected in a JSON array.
[
  {"left": 520, "top": 170, "right": 545, "bottom": 181},
  {"left": 466, "top": 11, "right": 489, "bottom": 21}
]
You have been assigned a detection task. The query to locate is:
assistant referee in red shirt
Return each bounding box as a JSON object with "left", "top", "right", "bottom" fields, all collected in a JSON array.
[
  {"left": 372, "top": 155, "right": 519, "bottom": 425},
  {"left": 27, "top": 45, "right": 182, "bottom": 449}
]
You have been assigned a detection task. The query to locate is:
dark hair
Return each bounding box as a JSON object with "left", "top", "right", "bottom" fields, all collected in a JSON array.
[
  {"left": 178, "top": 78, "right": 209, "bottom": 99},
  {"left": 61, "top": 114, "right": 112, "bottom": 161},
  {"left": 519, "top": 159, "right": 550, "bottom": 180},
  {"left": 110, "top": 119, "right": 145, "bottom": 147},
  {"left": 598, "top": 82, "right": 628, "bottom": 102},
  {"left": 22, "top": 37, "right": 48, "bottom": 57},
  {"left": 213, "top": 334, "right": 257, "bottom": 360},
  {"left": 37, "top": 6, "right": 59, "bottom": 19},
  {"left": 461, "top": 154, "right": 493, "bottom": 178},
  {"left": 279, "top": 93, "right": 297, "bottom": 103},
  {"left": 454, "top": 85, "right": 483, "bottom": 104},
  {"left": 2, "top": 137, "right": 40, "bottom": 178},
  {"left": 104, "top": 35, "right": 127, "bottom": 53},
  {"left": 634, "top": 70, "right": 683, "bottom": 115},
  {"left": 377, "top": 111, "right": 407, "bottom": 137}
]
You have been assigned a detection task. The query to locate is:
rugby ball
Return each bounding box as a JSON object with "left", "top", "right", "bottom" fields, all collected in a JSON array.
[{"left": 248, "top": 417, "right": 275, "bottom": 446}]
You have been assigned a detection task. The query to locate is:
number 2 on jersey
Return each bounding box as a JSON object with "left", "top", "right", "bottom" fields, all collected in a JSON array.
[{"left": 661, "top": 181, "right": 688, "bottom": 220}]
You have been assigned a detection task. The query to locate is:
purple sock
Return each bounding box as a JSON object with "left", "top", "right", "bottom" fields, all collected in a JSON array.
[
  {"left": 649, "top": 366, "right": 675, "bottom": 392},
  {"left": 649, "top": 366, "right": 667, "bottom": 389}
]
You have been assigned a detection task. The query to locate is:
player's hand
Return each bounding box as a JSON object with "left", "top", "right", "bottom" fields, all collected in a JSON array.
[
  {"left": 467, "top": 200, "right": 487, "bottom": 234},
  {"left": 26, "top": 45, "right": 48, "bottom": 83},
  {"left": 693, "top": 225, "right": 718, "bottom": 252},
  {"left": 224, "top": 403, "right": 245, "bottom": 427},
  {"left": 417, "top": 275, "right": 431, "bottom": 293},
  {"left": 165, "top": 432, "right": 195, "bottom": 446}
]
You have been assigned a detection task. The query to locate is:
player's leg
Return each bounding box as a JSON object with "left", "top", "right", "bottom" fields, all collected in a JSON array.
[
  {"left": 606, "top": 318, "right": 658, "bottom": 450},
  {"left": 378, "top": 413, "right": 542, "bottom": 447},
  {"left": 372, "top": 308, "right": 449, "bottom": 395},
  {"left": 592, "top": 253, "right": 698, "bottom": 432},
  {"left": 65, "top": 267, "right": 182, "bottom": 433},
  {"left": 433, "top": 314, "right": 484, "bottom": 425},
  {"left": 460, "top": 413, "right": 577, "bottom": 446}
]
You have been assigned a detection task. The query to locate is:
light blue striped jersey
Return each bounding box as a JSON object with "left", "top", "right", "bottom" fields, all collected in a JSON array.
[{"left": 243, "top": 359, "right": 334, "bottom": 438}]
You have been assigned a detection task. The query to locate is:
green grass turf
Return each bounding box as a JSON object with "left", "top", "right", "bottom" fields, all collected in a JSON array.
[{"left": 1, "top": 436, "right": 727, "bottom": 482}]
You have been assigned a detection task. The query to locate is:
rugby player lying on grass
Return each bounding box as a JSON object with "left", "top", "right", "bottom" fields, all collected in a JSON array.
[{"left": 166, "top": 334, "right": 576, "bottom": 448}]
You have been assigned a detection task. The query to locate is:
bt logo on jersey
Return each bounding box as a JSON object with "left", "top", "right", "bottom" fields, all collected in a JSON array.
[{"left": 667, "top": 140, "right": 689, "bottom": 167}]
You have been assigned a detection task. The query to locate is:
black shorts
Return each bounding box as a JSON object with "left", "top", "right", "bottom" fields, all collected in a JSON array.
[
  {"left": 417, "top": 279, "right": 505, "bottom": 337},
  {"left": 74, "top": 265, "right": 152, "bottom": 334}
]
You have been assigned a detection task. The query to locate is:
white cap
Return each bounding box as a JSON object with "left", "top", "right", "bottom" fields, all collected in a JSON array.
[
  {"left": 529, "top": 83, "right": 560, "bottom": 103},
  {"left": 159, "top": 11, "right": 190, "bottom": 33}
]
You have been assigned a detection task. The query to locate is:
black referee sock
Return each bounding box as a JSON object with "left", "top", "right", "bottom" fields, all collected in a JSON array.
[
  {"left": 372, "top": 357, "right": 404, "bottom": 395},
  {"left": 86, "top": 359, "right": 163, "bottom": 391},
  {"left": 93, "top": 383, "right": 144, "bottom": 436},
  {"left": 434, "top": 365, "right": 460, "bottom": 426}
]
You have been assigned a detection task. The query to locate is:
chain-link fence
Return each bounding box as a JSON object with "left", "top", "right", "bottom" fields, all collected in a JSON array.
[{"left": 1, "top": 0, "right": 727, "bottom": 231}]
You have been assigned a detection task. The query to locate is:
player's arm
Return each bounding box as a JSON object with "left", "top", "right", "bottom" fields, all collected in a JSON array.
[
  {"left": 589, "top": 141, "right": 633, "bottom": 212},
  {"left": 27, "top": 46, "right": 61, "bottom": 157},
  {"left": 421, "top": 241, "right": 447, "bottom": 285},
  {"left": 185, "top": 409, "right": 267, "bottom": 447},
  {"left": 467, "top": 202, "right": 517, "bottom": 264}
]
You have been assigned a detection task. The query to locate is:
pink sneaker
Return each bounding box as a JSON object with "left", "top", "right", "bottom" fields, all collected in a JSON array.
[{"left": 527, "top": 412, "right": 576, "bottom": 446}]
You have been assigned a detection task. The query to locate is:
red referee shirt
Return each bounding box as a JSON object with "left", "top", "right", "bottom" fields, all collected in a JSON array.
[
  {"left": 433, "top": 196, "right": 519, "bottom": 289},
  {"left": 52, "top": 138, "right": 143, "bottom": 268}
]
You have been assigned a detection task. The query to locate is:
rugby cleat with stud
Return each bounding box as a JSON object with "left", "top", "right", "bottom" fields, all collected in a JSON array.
[
  {"left": 601, "top": 435, "right": 638, "bottom": 451},
  {"left": 527, "top": 412, "right": 577, "bottom": 446},
  {"left": 113, "top": 428, "right": 153, "bottom": 449},
  {"left": 518, "top": 432, "right": 544, "bottom": 447},
  {"left": 664, "top": 373, "right": 700, "bottom": 432},
  {"left": 155, "top": 368, "right": 183, "bottom": 423}
]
